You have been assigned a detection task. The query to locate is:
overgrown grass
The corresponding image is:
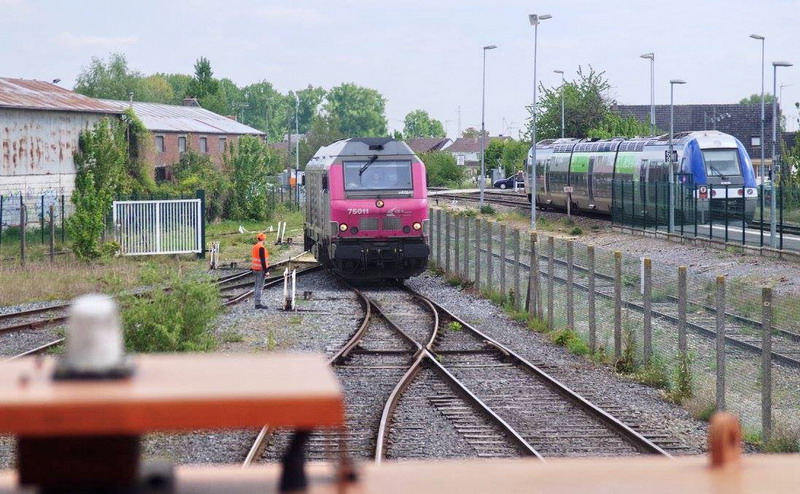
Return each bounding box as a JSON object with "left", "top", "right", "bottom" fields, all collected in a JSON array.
[
  {"left": 479, "top": 205, "right": 496, "bottom": 215},
  {"left": 632, "top": 356, "right": 670, "bottom": 389},
  {"left": 665, "top": 352, "right": 694, "bottom": 404},
  {"left": 220, "top": 330, "right": 244, "bottom": 344},
  {"left": 121, "top": 271, "right": 221, "bottom": 352},
  {"left": 447, "top": 321, "right": 463, "bottom": 332},
  {"left": 550, "top": 328, "right": 590, "bottom": 355}
]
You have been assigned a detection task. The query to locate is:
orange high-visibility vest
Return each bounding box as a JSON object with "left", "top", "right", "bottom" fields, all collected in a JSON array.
[{"left": 251, "top": 241, "right": 269, "bottom": 270}]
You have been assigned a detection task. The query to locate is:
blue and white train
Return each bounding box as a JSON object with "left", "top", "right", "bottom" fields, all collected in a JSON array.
[{"left": 525, "top": 130, "right": 758, "bottom": 223}]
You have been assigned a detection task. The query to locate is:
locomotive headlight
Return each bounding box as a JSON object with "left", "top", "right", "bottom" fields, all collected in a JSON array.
[
  {"left": 376, "top": 199, "right": 385, "bottom": 208},
  {"left": 339, "top": 223, "right": 348, "bottom": 232},
  {"left": 412, "top": 222, "right": 422, "bottom": 231}
]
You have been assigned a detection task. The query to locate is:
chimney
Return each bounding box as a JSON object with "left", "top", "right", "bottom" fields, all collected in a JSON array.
[{"left": 183, "top": 97, "right": 200, "bottom": 107}]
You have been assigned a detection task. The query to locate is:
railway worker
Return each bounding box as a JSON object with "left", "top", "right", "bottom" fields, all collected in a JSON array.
[{"left": 252, "top": 232, "right": 270, "bottom": 309}]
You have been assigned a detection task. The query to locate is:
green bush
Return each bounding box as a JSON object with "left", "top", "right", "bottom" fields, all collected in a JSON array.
[
  {"left": 121, "top": 273, "right": 221, "bottom": 352},
  {"left": 480, "top": 205, "right": 496, "bottom": 215},
  {"left": 569, "top": 226, "right": 583, "bottom": 235},
  {"left": 421, "top": 151, "right": 464, "bottom": 187},
  {"left": 447, "top": 321, "right": 463, "bottom": 332}
]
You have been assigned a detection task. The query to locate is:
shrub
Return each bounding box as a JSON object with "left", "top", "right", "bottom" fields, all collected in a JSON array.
[
  {"left": 121, "top": 272, "right": 221, "bottom": 352},
  {"left": 665, "top": 352, "right": 693, "bottom": 404},
  {"left": 480, "top": 205, "right": 496, "bottom": 215},
  {"left": 633, "top": 356, "right": 670, "bottom": 390},
  {"left": 447, "top": 321, "right": 463, "bottom": 332},
  {"left": 570, "top": 226, "right": 583, "bottom": 235}
]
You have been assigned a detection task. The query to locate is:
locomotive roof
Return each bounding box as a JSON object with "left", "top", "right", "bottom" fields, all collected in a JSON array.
[{"left": 306, "top": 138, "right": 417, "bottom": 168}]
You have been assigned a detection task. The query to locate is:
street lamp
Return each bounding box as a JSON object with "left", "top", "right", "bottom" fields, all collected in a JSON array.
[
  {"left": 554, "top": 70, "right": 565, "bottom": 138},
  {"left": 293, "top": 92, "right": 300, "bottom": 206},
  {"left": 640, "top": 53, "right": 655, "bottom": 134},
  {"left": 669, "top": 79, "right": 686, "bottom": 234},
  {"left": 480, "top": 44, "right": 497, "bottom": 208},
  {"left": 528, "top": 13, "right": 551, "bottom": 230},
  {"left": 771, "top": 61, "right": 793, "bottom": 247},
  {"left": 750, "top": 34, "right": 766, "bottom": 182}
]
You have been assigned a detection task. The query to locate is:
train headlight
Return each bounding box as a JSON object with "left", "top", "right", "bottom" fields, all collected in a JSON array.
[
  {"left": 412, "top": 222, "right": 422, "bottom": 231},
  {"left": 376, "top": 199, "right": 385, "bottom": 208},
  {"left": 339, "top": 223, "right": 348, "bottom": 232}
]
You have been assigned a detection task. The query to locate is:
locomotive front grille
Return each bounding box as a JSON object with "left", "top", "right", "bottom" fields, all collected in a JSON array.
[
  {"left": 359, "top": 218, "right": 379, "bottom": 230},
  {"left": 382, "top": 217, "right": 401, "bottom": 230}
]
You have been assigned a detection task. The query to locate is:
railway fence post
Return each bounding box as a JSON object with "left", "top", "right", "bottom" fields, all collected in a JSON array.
[
  {"left": 463, "top": 217, "right": 470, "bottom": 281},
  {"left": 487, "top": 221, "right": 494, "bottom": 293},
  {"left": 715, "top": 275, "right": 726, "bottom": 412},
  {"left": 514, "top": 229, "right": 522, "bottom": 311},
  {"left": 566, "top": 240, "right": 574, "bottom": 330},
  {"left": 614, "top": 251, "right": 622, "bottom": 359},
  {"left": 454, "top": 215, "right": 460, "bottom": 276},
  {"left": 435, "top": 209, "right": 442, "bottom": 268},
  {"left": 587, "top": 245, "right": 596, "bottom": 352},
  {"left": 475, "top": 218, "right": 482, "bottom": 291},
  {"left": 526, "top": 232, "right": 539, "bottom": 317},
  {"left": 49, "top": 205, "right": 55, "bottom": 263},
  {"left": 643, "top": 257, "right": 652, "bottom": 364},
  {"left": 20, "top": 199, "right": 26, "bottom": 267},
  {"left": 678, "top": 266, "right": 687, "bottom": 356},
  {"left": 547, "top": 236, "right": 555, "bottom": 331},
  {"left": 445, "top": 212, "right": 451, "bottom": 274},
  {"left": 761, "top": 287, "right": 773, "bottom": 444},
  {"left": 499, "top": 224, "right": 507, "bottom": 298}
]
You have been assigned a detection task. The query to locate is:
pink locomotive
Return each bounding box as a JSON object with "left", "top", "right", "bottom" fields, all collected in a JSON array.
[{"left": 304, "top": 138, "right": 429, "bottom": 280}]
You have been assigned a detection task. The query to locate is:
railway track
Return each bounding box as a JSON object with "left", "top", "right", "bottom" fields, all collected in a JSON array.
[
  {"left": 247, "top": 278, "right": 671, "bottom": 466},
  {"left": 0, "top": 253, "right": 319, "bottom": 363}
]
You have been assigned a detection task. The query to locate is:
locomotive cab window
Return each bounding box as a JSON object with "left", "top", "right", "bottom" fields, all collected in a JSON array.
[
  {"left": 703, "top": 149, "right": 741, "bottom": 177},
  {"left": 343, "top": 160, "right": 412, "bottom": 191}
]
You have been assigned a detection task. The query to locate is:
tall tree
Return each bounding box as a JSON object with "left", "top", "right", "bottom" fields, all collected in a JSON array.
[
  {"left": 403, "top": 109, "right": 446, "bottom": 138},
  {"left": 187, "top": 57, "right": 230, "bottom": 115},
  {"left": 461, "top": 127, "right": 487, "bottom": 138},
  {"left": 74, "top": 53, "right": 143, "bottom": 100},
  {"left": 159, "top": 73, "right": 193, "bottom": 104},
  {"left": 224, "top": 136, "right": 282, "bottom": 220},
  {"left": 739, "top": 93, "right": 775, "bottom": 105},
  {"left": 588, "top": 113, "right": 657, "bottom": 139},
  {"left": 526, "top": 66, "right": 613, "bottom": 140},
  {"left": 299, "top": 113, "right": 345, "bottom": 167},
  {"left": 324, "top": 83, "right": 387, "bottom": 136},
  {"left": 138, "top": 75, "right": 175, "bottom": 104}
]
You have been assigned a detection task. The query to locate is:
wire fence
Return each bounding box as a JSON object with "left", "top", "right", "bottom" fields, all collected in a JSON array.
[
  {"left": 611, "top": 181, "right": 800, "bottom": 253},
  {"left": 429, "top": 207, "right": 800, "bottom": 450}
]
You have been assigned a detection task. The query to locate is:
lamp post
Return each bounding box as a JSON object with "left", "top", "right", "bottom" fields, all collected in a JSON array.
[
  {"left": 554, "top": 70, "right": 565, "bottom": 138},
  {"left": 771, "top": 61, "right": 793, "bottom": 247},
  {"left": 480, "top": 44, "right": 497, "bottom": 208},
  {"left": 640, "top": 53, "right": 655, "bottom": 134},
  {"left": 750, "top": 35, "right": 766, "bottom": 182},
  {"left": 669, "top": 79, "right": 686, "bottom": 234},
  {"left": 293, "top": 92, "right": 300, "bottom": 206},
  {"left": 528, "top": 13, "right": 551, "bottom": 230}
]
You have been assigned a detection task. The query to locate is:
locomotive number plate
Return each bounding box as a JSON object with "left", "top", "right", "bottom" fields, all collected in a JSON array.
[{"left": 347, "top": 208, "right": 370, "bottom": 214}]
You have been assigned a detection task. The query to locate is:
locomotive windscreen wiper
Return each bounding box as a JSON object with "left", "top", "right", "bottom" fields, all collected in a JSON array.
[
  {"left": 359, "top": 154, "right": 379, "bottom": 176},
  {"left": 709, "top": 164, "right": 728, "bottom": 181}
]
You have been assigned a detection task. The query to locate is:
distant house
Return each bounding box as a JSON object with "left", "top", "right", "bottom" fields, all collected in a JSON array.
[
  {"left": 613, "top": 104, "right": 783, "bottom": 163},
  {"left": 0, "top": 78, "right": 122, "bottom": 202},
  {"left": 103, "top": 98, "right": 265, "bottom": 181},
  {"left": 446, "top": 136, "right": 510, "bottom": 171},
  {"left": 404, "top": 137, "right": 452, "bottom": 155}
]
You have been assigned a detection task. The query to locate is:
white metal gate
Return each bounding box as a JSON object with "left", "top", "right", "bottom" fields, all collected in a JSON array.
[{"left": 113, "top": 199, "right": 203, "bottom": 256}]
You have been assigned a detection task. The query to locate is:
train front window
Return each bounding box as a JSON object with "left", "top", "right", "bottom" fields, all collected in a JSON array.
[
  {"left": 703, "top": 149, "right": 741, "bottom": 177},
  {"left": 344, "top": 160, "right": 413, "bottom": 191}
]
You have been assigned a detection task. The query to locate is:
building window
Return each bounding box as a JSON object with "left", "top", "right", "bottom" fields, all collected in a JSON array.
[
  {"left": 155, "top": 135, "right": 165, "bottom": 154},
  {"left": 199, "top": 137, "right": 208, "bottom": 154},
  {"left": 219, "top": 137, "right": 227, "bottom": 153},
  {"left": 155, "top": 166, "right": 168, "bottom": 183},
  {"left": 178, "top": 136, "right": 187, "bottom": 154}
]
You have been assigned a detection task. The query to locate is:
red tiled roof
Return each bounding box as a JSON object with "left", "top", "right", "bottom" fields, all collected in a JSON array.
[{"left": 0, "top": 78, "right": 120, "bottom": 114}]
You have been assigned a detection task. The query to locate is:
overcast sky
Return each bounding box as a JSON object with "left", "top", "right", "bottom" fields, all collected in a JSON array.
[{"left": 2, "top": 0, "right": 799, "bottom": 136}]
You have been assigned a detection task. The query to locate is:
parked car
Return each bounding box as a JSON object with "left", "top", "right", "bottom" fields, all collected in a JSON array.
[{"left": 493, "top": 174, "right": 523, "bottom": 190}]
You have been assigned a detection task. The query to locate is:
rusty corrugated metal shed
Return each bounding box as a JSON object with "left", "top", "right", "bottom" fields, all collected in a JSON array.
[
  {"left": 0, "top": 78, "right": 121, "bottom": 114},
  {"left": 103, "top": 100, "right": 265, "bottom": 136}
]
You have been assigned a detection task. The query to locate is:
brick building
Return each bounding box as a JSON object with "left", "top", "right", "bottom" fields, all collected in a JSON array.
[{"left": 104, "top": 98, "right": 265, "bottom": 181}]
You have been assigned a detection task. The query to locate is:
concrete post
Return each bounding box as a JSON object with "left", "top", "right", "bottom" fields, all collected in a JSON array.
[
  {"left": 643, "top": 257, "right": 652, "bottom": 364},
  {"left": 526, "top": 232, "right": 539, "bottom": 316},
  {"left": 566, "top": 240, "right": 574, "bottom": 330},
  {"left": 514, "top": 229, "right": 522, "bottom": 311},
  {"left": 445, "top": 212, "right": 451, "bottom": 274},
  {"left": 463, "top": 218, "right": 470, "bottom": 280},
  {"left": 499, "top": 224, "right": 507, "bottom": 298},
  {"left": 547, "top": 236, "right": 555, "bottom": 331},
  {"left": 614, "top": 251, "right": 622, "bottom": 359},
  {"left": 762, "top": 287, "right": 773, "bottom": 443},
  {"left": 454, "top": 215, "right": 460, "bottom": 276},
  {"left": 475, "top": 218, "right": 482, "bottom": 290},
  {"left": 436, "top": 209, "right": 442, "bottom": 268},
  {"left": 20, "top": 201, "right": 26, "bottom": 267},
  {"left": 678, "top": 266, "right": 687, "bottom": 356},
  {"left": 588, "top": 245, "right": 596, "bottom": 352},
  {"left": 49, "top": 205, "right": 55, "bottom": 263},
  {"left": 487, "top": 221, "right": 494, "bottom": 293},
  {"left": 716, "top": 275, "right": 726, "bottom": 412}
]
